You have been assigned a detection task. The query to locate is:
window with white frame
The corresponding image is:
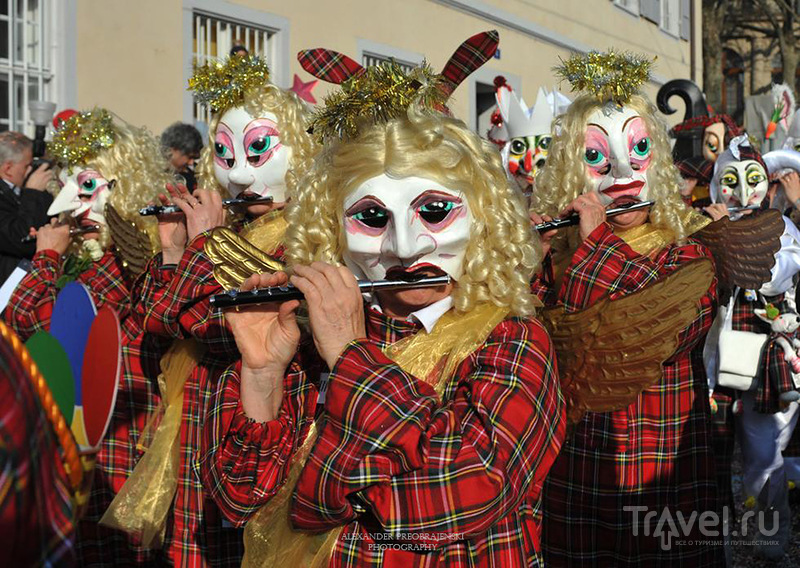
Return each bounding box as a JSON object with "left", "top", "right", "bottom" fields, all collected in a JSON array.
[
  {"left": 0, "top": 0, "right": 52, "bottom": 134},
  {"left": 613, "top": 0, "right": 640, "bottom": 14},
  {"left": 361, "top": 52, "right": 416, "bottom": 73},
  {"left": 192, "top": 11, "right": 275, "bottom": 123},
  {"left": 661, "top": 0, "right": 681, "bottom": 36}
]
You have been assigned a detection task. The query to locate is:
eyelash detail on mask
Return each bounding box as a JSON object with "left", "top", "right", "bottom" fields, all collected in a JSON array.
[
  {"left": 213, "top": 130, "right": 235, "bottom": 169},
  {"left": 243, "top": 125, "right": 281, "bottom": 167}
]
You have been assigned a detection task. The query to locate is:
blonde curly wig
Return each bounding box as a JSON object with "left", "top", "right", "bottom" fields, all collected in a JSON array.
[
  {"left": 533, "top": 94, "right": 690, "bottom": 243},
  {"left": 50, "top": 111, "right": 171, "bottom": 252},
  {"left": 195, "top": 84, "right": 317, "bottom": 201},
  {"left": 285, "top": 106, "right": 541, "bottom": 318}
]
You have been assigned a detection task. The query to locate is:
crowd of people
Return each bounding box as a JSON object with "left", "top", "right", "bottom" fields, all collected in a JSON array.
[{"left": 2, "top": 29, "right": 800, "bottom": 568}]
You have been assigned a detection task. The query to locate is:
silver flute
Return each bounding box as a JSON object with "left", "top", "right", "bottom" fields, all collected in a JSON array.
[
  {"left": 210, "top": 275, "right": 452, "bottom": 308},
  {"left": 534, "top": 200, "right": 655, "bottom": 232},
  {"left": 21, "top": 224, "right": 101, "bottom": 243},
  {"left": 139, "top": 196, "right": 274, "bottom": 216}
]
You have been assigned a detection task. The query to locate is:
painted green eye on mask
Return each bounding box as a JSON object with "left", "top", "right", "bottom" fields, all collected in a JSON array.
[
  {"left": 633, "top": 137, "right": 651, "bottom": 157},
  {"left": 353, "top": 206, "right": 389, "bottom": 228},
  {"left": 248, "top": 137, "right": 270, "bottom": 155},
  {"left": 584, "top": 148, "right": 605, "bottom": 165},
  {"left": 419, "top": 200, "right": 454, "bottom": 224}
]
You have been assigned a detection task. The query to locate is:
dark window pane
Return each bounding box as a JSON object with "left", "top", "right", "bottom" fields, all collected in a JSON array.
[
  {"left": 0, "top": 21, "right": 7, "bottom": 60},
  {"left": 0, "top": 0, "right": 8, "bottom": 17}
]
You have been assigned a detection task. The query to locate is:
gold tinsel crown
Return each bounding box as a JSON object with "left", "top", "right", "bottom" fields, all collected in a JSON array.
[
  {"left": 310, "top": 60, "right": 448, "bottom": 143},
  {"left": 49, "top": 108, "right": 116, "bottom": 169},
  {"left": 555, "top": 50, "right": 653, "bottom": 105},
  {"left": 189, "top": 56, "right": 271, "bottom": 113}
]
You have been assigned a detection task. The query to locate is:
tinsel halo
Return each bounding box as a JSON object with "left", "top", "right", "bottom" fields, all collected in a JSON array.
[
  {"left": 49, "top": 108, "right": 116, "bottom": 169},
  {"left": 189, "top": 56, "right": 271, "bottom": 113},
  {"left": 555, "top": 50, "right": 653, "bottom": 105},
  {"left": 310, "top": 61, "right": 448, "bottom": 143}
]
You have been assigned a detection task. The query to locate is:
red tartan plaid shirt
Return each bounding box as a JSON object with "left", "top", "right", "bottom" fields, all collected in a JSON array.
[
  {"left": 200, "top": 305, "right": 565, "bottom": 568},
  {"left": 535, "top": 223, "right": 723, "bottom": 567},
  {"left": 2, "top": 248, "right": 170, "bottom": 565},
  {"left": 0, "top": 327, "right": 77, "bottom": 567},
  {"left": 134, "top": 233, "right": 248, "bottom": 568}
]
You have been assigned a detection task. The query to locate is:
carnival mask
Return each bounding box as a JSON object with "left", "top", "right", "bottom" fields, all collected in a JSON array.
[
  {"left": 703, "top": 122, "right": 726, "bottom": 162},
  {"left": 213, "top": 106, "right": 292, "bottom": 202},
  {"left": 715, "top": 159, "right": 768, "bottom": 207},
  {"left": 47, "top": 167, "right": 113, "bottom": 226},
  {"left": 507, "top": 134, "right": 551, "bottom": 191},
  {"left": 583, "top": 105, "right": 653, "bottom": 207},
  {"left": 342, "top": 174, "right": 472, "bottom": 282}
]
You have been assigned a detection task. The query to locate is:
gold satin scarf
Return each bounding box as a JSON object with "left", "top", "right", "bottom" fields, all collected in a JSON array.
[
  {"left": 99, "top": 338, "right": 204, "bottom": 547},
  {"left": 241, "top": 303, "right": 509, "bottom": 568},
  {"left": 240, "top": 208, "right": 288, "bottom": 256}
]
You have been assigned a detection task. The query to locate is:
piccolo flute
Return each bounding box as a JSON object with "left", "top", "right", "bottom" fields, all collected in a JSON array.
[
  {"left": 210, "top": 275, "right": 452, "bottom": 308},
  {"left": 138, "top": 196, "right": 274, "bottom": 216},
  {"left": 534, "top": 200, "right": 655, "bottom": 232},
  {"left": 21, "top": 224, "right": 101, "bottom": 243}
]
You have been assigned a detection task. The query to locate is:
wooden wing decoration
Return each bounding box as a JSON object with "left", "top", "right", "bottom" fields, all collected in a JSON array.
[
  {"left": 693, "top": 209, "right": 784, "bottom": 301},
  {"left": 105, "top": 204, "right": 154, "bottom": 277},
  {"left": 542, "top": 259, "right": 714, "bottom": 424},
  {"left": 203, "top": 227, "right": 284, "bottom": 290}
]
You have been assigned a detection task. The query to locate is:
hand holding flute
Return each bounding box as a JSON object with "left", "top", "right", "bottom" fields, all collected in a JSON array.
[{"left": 25, "top": 219, "right": 74, "bottom": 255}]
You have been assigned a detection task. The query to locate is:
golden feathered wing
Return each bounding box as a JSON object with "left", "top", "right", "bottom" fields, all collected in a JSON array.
[
  {"left": 203, "top": 227, "right": 284, "bottom": 290},
  {"left": 692, "top": 209, "right": 784, "bottom": 300},
  {"left": 541, "top": 259, "right": 715, "bottom": 424},
  {"left": 105, "top": 204, "right": 156, "bottom": 277}
]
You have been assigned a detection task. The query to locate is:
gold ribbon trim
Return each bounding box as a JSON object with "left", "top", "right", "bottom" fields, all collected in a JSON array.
[
  {"left": 241, "top": 303, "right": 509, "bottom": 567},
  {"left": 99, "top": 338, "right": 204, "bottom": 548}
]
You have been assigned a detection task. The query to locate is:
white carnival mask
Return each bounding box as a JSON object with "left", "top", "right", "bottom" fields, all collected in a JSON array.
[
  {"left": 715, "top": 159, "right": 768, "bottom": 207},
  {"left": 213, "top": 106, "right": 293, "bottom": 202},
  {"left": 583, "top": 105, "right": 653, "bottom": 207},
  {"left": 342, "top": 174, "right": 472, "bottom": 282},
  {"left": 47, "top": 166, "right": 113, "bottom": 226},
  {"left": 711, "top": 135, "right": 768, "bottom": 208}
]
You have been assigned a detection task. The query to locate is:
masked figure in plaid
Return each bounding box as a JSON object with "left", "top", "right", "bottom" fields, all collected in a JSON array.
[
  {"left": 494, "top": 80, "right": 570, "bottom": 204},
  {"left": 529, "top": 51, "right": 724, "bottom": 567},
  {"left": 703, "top": 136, "right": 800, "bottom": 559},
  {"left": 0, "top": 108, "right": 176, "bottom": 566},
  {"left": 672, "top": 113, "right": 742, "bottom": 209},
  {"left": 197, "top": 31, "right": 566, "bottom": 568},
  {"left": 127, "top": 56, "right": 317, "bottom": 567}
]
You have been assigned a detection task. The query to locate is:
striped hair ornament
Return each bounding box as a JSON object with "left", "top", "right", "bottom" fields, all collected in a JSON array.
[{"left": 298, "top": 30, "right": 499, "bottom": 142}]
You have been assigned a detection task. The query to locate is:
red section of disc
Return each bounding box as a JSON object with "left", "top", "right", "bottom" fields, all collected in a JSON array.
[{"left": 81, "top": 306, "right": 121, "bottom": 449}]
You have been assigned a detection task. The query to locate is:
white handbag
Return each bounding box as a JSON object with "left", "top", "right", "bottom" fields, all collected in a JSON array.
[{"left": 716, "top": 292, "right": 769, "bottom": 391}]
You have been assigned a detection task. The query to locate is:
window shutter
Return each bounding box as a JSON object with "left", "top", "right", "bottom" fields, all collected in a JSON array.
[
  {"left": 640, "top": 0, "right": 661, "bottom": 24},
  {"left": 680, "top": 0, "right": 691, "bottom": 40}
]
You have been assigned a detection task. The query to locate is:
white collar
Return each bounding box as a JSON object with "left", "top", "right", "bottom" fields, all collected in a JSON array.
[{"left": 370, "top": 295, "right": 454, "bottom": 333}]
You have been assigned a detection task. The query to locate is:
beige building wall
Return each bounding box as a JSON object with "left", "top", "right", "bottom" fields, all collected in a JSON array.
[{"left": 72, "top": 0, "right": 701, "bottom": 135}]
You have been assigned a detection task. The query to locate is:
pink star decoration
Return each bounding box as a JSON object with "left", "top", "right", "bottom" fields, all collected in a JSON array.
[{"left": 291, "top": 74, "right": 318, "bottom": 105}]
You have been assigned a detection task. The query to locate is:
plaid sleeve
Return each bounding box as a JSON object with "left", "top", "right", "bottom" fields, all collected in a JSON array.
[
  {"left": 561, "top": 224, "right": 717, "bottom": 356},
  {"left": 142, "top": 233, "right": 236, "bottom": 354},
  {"left": 197, "top": 358, "right": 319, "bottom": 525},
  {"left": 2, "top": 249, "right": 61, "bottom": 340},
  {"left": 290, "top": 318, "right": 565, "bottom": 543},
  {"left": 130, "top": 253, "right": 176, "bottom": 326}
]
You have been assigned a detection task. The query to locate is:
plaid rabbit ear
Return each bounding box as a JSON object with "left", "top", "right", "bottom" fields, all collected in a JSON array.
[
  {"left": 297, "top": 49, "right": 365, "bottom": 85},
  {"left": 439, "top": 30, "right": 499, "bottom": 97}
]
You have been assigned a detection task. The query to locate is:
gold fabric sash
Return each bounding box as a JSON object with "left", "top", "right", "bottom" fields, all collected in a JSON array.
[
  {"left": 241, "top": 303, "right": 509, "bottom": 568},
  {"left": 99, "top": 338, "right": 204, "bottom": 548},
  {"left": 615, "top": 208, "right": 710, "bottom": 257},
  {"left": 240, "top": 209, "right": 288, "bottom": 256}
]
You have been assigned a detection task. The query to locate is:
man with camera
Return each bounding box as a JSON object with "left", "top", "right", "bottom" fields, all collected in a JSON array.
[{"left": 0, "top": 131, "right": 53, "bottom": 284}]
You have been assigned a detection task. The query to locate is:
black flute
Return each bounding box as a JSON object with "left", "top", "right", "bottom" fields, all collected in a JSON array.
[
  {"left": 210, "top": 275, "right": 452, "bottom": 308},
  {"left": 20, "top": 224, "right": 101, "bottom": 243},
  {"left": 534, "top": 200, "right": 655, "bottom": 232},
  {"left": 139, "top": 196, "right": 274, "bottom": 216}
]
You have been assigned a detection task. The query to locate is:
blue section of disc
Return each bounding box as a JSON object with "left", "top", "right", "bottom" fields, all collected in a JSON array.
[{"left": 50, "top": 282, "right": 96, "bottom": 404}]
